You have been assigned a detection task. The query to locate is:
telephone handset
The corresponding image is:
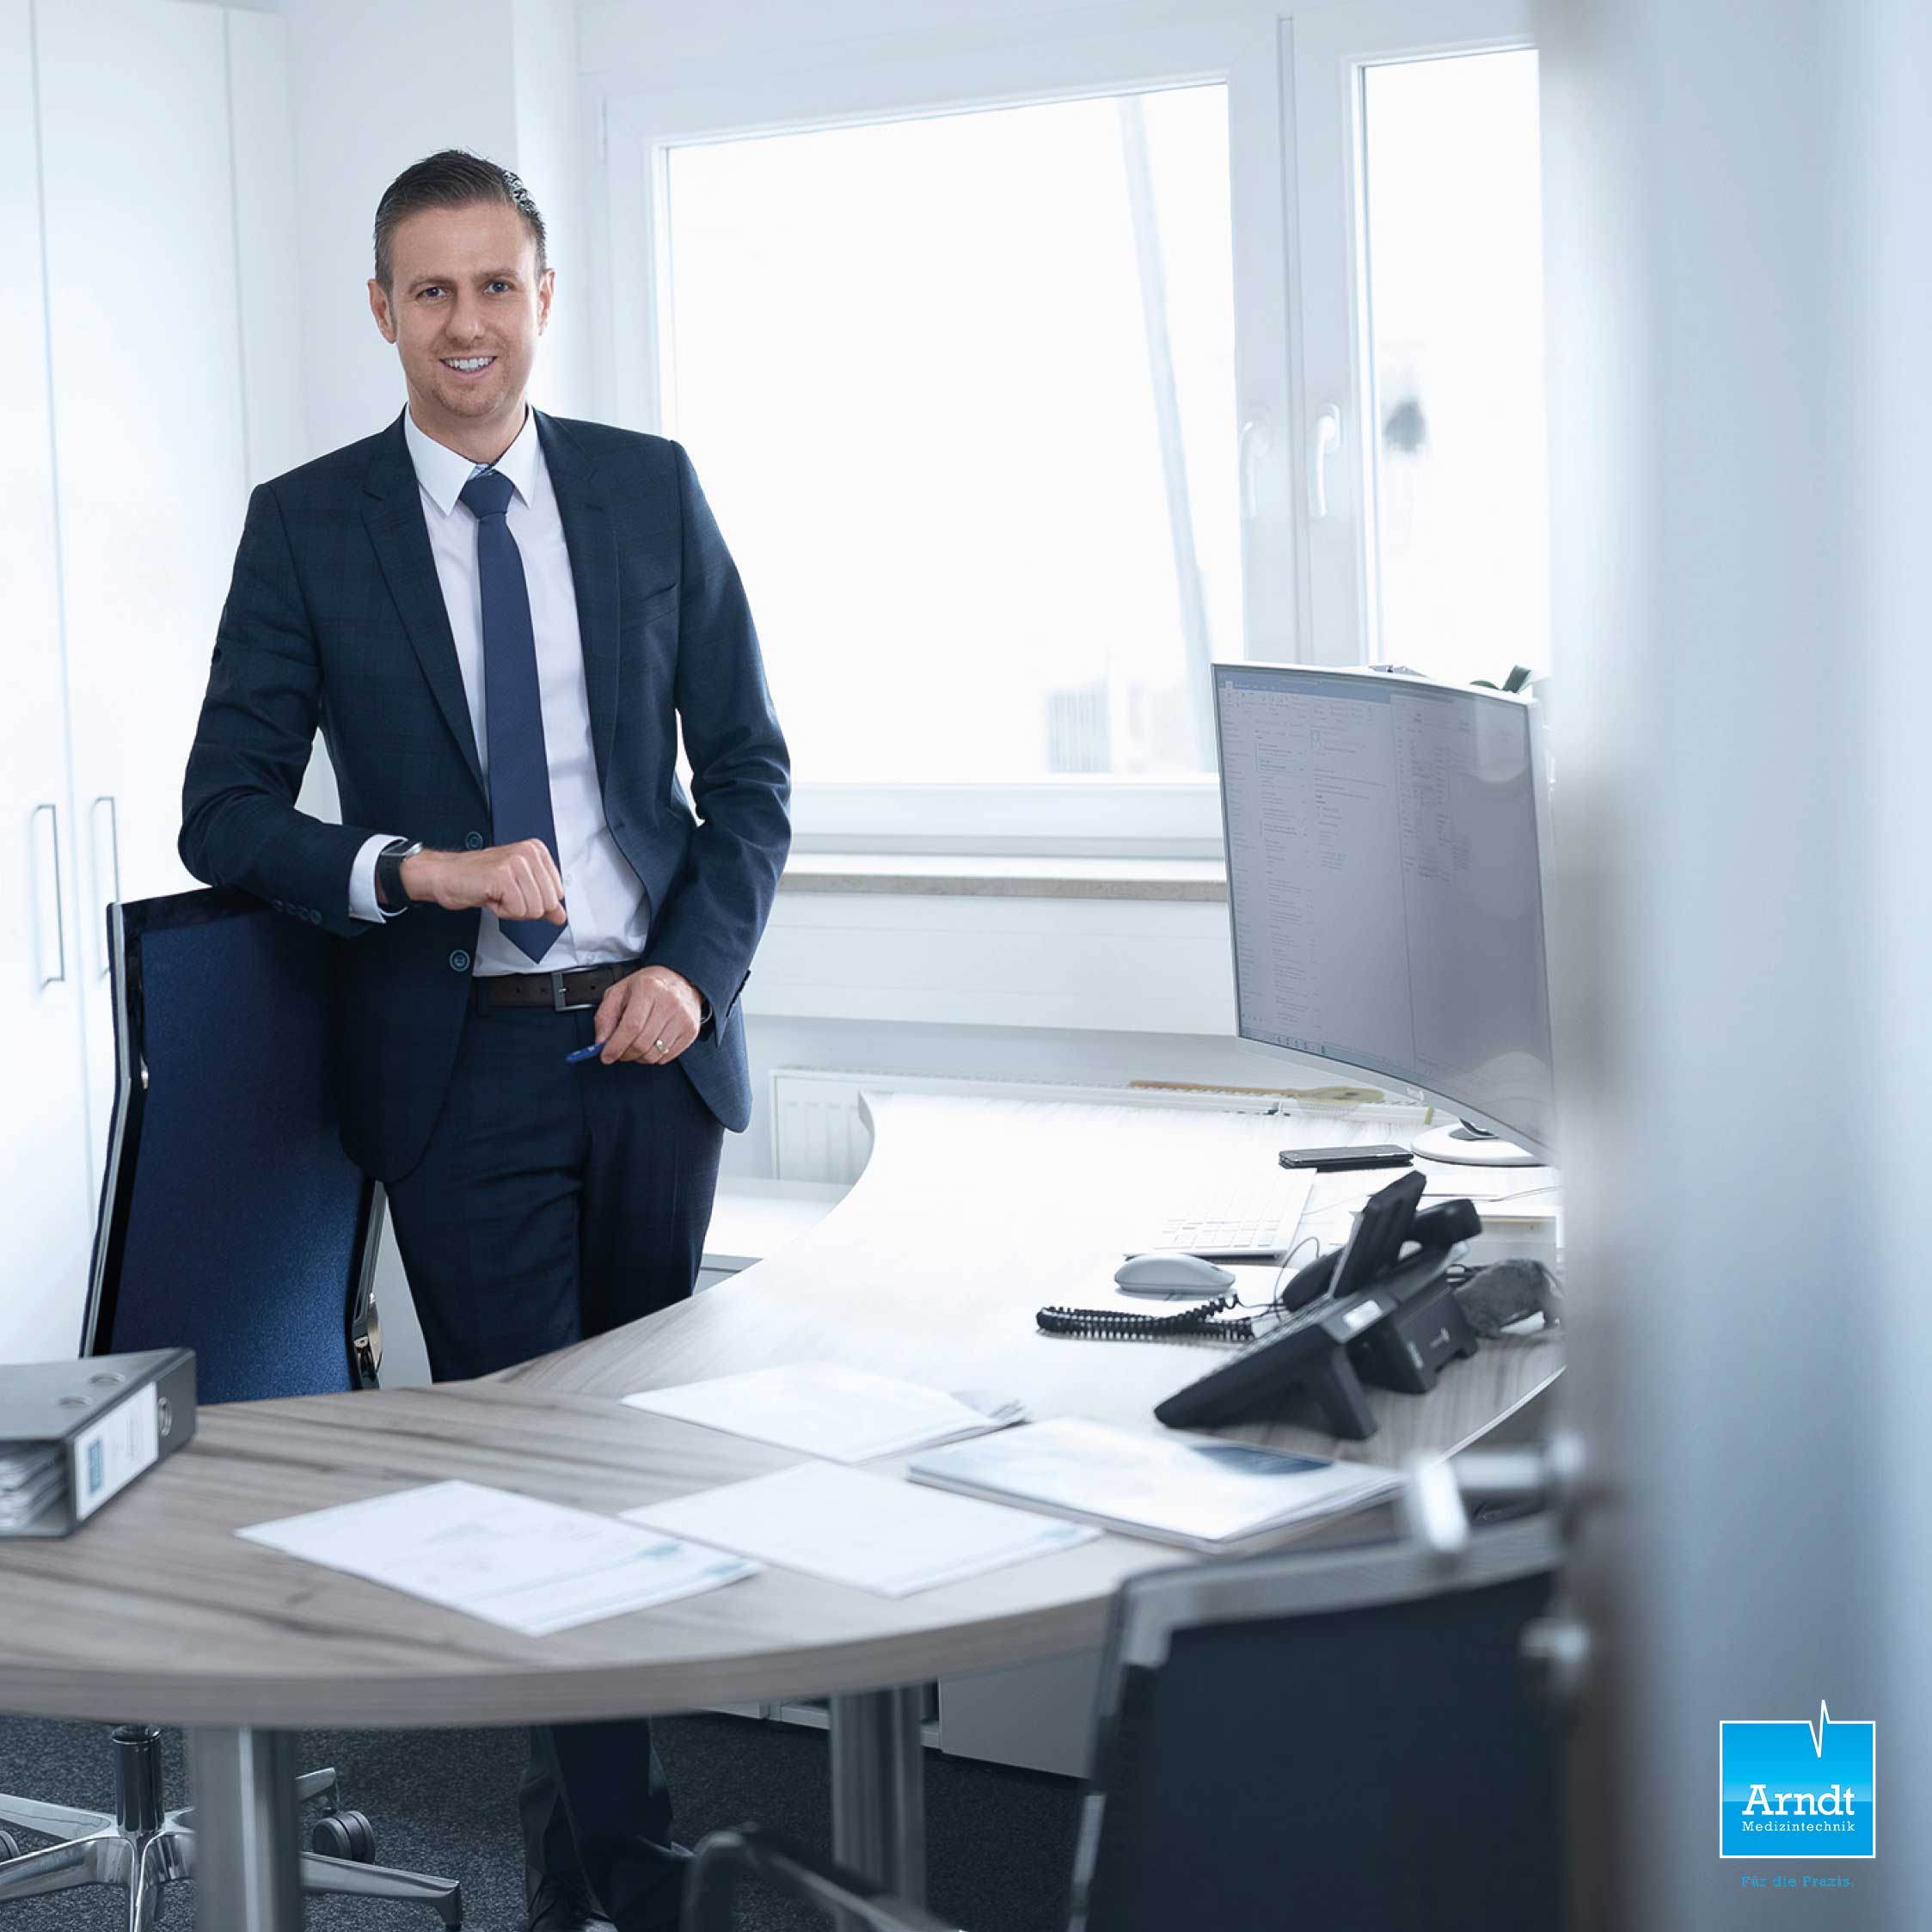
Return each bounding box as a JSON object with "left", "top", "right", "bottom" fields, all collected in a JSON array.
[
  {"left": 1326, "top": 1168, "right": 1425, "bottom": 1295},
  {"left": 1269, "top": 1194, "right": 1482, "bottom": 1314}
]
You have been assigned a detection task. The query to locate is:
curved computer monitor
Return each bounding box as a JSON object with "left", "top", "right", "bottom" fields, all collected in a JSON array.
[{"left": 1212, "top": 662, "right": 1555, "bottom": 1164}]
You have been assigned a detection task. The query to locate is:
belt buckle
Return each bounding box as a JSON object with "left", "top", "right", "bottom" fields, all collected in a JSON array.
[{"left": 550, "top": 969, "right": 572, "bottom": 1013}]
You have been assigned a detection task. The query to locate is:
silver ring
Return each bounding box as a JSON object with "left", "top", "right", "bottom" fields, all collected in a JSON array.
[{"left": 653, "top": 1038, "right": 665, "bottom": 1051}]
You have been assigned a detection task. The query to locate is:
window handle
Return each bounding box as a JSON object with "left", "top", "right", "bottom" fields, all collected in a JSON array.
[
  {"left": 1238, "top": 415, "right": 1272, "bottom": 521},
  {"left": 32, "top": 803, "right": 67, "bottom": 988},
  {"left": 1310, "top": 404, "right": 1343, "bottom": 520}
]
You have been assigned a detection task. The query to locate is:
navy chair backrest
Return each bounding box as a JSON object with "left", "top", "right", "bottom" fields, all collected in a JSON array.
[
  {"left": 85, "top": 888, "right": 378, "bottom": 1403},
  {"left": 1077, "top": 1521, "right": 1561, "bottom": 1932}
]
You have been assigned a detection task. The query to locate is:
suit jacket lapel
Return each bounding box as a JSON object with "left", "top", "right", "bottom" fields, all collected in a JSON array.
[
  {"left": 537, "top": 408, "right": 621, "bottom": 793},
  {"left": 360, "top": 410, "right": 485, "bottom": 795}
]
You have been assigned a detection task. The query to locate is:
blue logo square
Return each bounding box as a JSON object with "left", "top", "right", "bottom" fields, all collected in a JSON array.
[
  {"left": 85, "top": 1439, "right": 103, "bottom": 1497},
  {"left": 1720, "top": 1706, "right": 1874, "bottom": 1858}
]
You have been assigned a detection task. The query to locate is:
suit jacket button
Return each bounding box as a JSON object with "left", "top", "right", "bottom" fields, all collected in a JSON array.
[
  {"left": 465, "top": 831, "right": 484, "bottom": 849},
  {"left": 449, "top": 949, "right": 471, "bottom": 972}
]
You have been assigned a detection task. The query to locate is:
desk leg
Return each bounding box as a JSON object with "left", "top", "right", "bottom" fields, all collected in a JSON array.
[
  {"left": 829, "top": 1685, "right": 926, "bottom": 1917},
  {"left": 188, "top": 1727, "right": 301, "bottom": 1929}
]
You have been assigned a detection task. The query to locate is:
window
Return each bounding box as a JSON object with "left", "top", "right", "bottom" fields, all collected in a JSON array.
[
  {"left": 1291, "top": 0, "right": 1542, "bottom": 683},
  {"left": 660, "top": 87, "right": 1239, "bottom": 788},
  {"left": 599, "top": 9, "right": 1543, "bottom": 851},
  {"left": 1360, "top": 51, "right": 1547, "bottom": 685}
]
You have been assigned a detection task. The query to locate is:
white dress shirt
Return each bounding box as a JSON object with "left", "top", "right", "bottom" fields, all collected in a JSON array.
[{"left": 351, "top": 402, "right": 651, "bottom": 977}]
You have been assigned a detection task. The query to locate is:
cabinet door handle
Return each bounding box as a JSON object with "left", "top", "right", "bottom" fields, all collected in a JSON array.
[
  {"left": 32, "top": 802, "right": 67, "bottom": 987},
  {"left": 90, "top": 794, "right": 120, "bottom": 978}
]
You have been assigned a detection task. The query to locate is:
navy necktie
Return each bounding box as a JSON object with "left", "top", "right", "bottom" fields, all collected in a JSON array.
[{"left": 459, "top": 465, "right": 561, "bottom": 964}]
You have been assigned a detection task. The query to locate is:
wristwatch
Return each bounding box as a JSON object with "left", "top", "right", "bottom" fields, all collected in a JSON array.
[{"left": 375, "top": 838, "right": 423, "bottom": 911}]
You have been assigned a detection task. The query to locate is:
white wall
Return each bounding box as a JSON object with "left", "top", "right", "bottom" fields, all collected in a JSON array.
[{"left": 579, "top": 0, "right": 1267, "bottom": 77}]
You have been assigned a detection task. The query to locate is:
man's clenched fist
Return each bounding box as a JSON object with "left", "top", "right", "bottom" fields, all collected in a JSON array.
[{"left": 399, "top": 838, "right": 567, "bottom": 925}]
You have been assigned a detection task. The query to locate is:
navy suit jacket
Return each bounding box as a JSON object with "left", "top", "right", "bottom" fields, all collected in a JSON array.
[{"left": 181, "top": 405, "right": 790, "bottom": 1181}]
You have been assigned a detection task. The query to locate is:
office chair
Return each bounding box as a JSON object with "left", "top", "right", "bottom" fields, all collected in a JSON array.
[
  {"left": 682, "top": 1479, "right": 1563, "bottom": 1932},
  {"left": 0, "top": 887, "right": 463, "bottom": 1926}
]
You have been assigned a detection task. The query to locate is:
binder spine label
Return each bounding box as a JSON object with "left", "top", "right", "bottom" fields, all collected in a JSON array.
[{"left": 71, "top": 1382, "right": 160, "bottom": 1521}]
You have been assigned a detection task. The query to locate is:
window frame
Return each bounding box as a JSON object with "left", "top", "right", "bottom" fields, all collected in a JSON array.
[
  {"left": 595, "top": 17, "right": 1295, "bottom": 855},
  {"left": 588, "top": 4, "right": 1541, "bottom": 856},
  {"left": 1289, "top": 0, "right": 1538, "bottom": 670}
]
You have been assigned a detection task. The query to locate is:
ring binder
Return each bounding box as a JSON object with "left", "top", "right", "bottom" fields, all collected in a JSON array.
[{"left": 0, "top": 1349, "right": 197, "bottom": 1536}]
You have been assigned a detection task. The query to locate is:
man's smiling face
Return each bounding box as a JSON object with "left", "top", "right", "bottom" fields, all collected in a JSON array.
[{"left": 368, "top": 199, "right": 553, "bottom": 457}]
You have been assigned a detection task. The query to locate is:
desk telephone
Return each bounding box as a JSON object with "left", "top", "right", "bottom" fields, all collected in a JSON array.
[{"left": 1038, "top": 1173, "right": 1504, "bottom": 1441}]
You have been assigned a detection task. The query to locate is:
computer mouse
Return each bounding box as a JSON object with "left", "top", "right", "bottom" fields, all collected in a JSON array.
[{"left": 1113, "top": 1252, "right": 1238, "bottom": 1296}]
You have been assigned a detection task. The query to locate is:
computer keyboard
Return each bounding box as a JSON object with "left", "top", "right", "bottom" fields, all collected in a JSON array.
[{"left": 1135, "top": 1168, "right": 1316, "bottom": 1260}]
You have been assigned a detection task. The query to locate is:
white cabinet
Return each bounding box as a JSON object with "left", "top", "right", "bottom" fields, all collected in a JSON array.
[
  {"left": 0, "top": 0, "right": 307, "bottom": 1360},
  {"left": 0, "top": 0, "right": 95, "bottom": 1361}
]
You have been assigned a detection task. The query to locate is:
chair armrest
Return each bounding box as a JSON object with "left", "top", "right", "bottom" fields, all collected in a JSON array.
[{"left": 683, "top": 1825, "right": 963, "bottom": 1932}]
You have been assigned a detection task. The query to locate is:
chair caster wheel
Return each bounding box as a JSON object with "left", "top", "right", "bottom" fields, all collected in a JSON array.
[
  {"left": 311, "top": 1808, "right": 377, "bottom": 1861},
  {"left": 0, "top": 1828, "right": 20, "bottom": 1862}
]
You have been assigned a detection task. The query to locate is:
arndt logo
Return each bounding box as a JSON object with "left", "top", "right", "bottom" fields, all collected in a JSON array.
[{"left": 1720, "top": 1704, "right": 1875, "bottom": 1858}]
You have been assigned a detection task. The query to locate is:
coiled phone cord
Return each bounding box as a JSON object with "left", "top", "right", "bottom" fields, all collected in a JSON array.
[
  {"left": 1034, "top": 1293, "right": 1260, "bottom": 1341},
  {"left": 1035, "top": 1234, "right": 1330, "bottom": 1342}
]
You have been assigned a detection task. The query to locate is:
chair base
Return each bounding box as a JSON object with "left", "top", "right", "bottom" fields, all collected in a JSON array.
[{"left": 0, "top": 1726, "right": 462, "bottom": 1927}]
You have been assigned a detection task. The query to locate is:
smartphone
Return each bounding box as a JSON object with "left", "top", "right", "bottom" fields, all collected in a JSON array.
[{"left": 1278, "top": 1144, "right": 1414, "bottom": 1173}]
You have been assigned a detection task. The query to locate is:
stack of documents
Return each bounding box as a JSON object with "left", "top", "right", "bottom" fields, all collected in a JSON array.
[
  {"left": 0, "top": 1444, "right": 64, "bottom": 1532},
  {"left": 624, "top": 1461, "right": 1098, "bottom": 1598},
  {"left": 911, "top": 1419, "right": 1402, "bottom": 1552},
  {"left": 621, "top": 1361, "right": 1027, "bottom": 1463},
  {"left": 238, "top": 1480, "right": 758, "bottom": 1636}
]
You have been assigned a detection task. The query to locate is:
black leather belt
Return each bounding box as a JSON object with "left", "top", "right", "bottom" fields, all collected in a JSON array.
[{"left": 472, "top": 959, "right": 645, "bottom": 1012}]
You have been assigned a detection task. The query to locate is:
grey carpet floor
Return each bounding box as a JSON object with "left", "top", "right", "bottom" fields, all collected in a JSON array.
[{"left": 0, "top": 1714, "right": 1079, "bottom": 1929}]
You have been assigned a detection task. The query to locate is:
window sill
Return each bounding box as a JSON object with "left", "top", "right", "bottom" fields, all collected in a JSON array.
[
  {"left": 754, "top": 859, "right": 1236, "bottom": 1033},
  {"left": 777, "top": 853, "right": 1227, "bottom": 903}
]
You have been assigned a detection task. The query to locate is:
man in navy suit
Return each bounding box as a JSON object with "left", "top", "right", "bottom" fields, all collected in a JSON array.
[{"left": 181, "top": 151, "right": 789, "bottom": 1932}]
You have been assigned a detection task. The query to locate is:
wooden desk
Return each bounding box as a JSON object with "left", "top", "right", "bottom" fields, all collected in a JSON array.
[{"left": 0, "top": 1094, "right": 1560, "bottom": 1926}]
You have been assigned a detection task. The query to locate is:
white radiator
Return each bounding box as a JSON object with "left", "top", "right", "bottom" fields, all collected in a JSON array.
[{"left": 767, "top": 1069, "right": 1287, "bottom": 1185}]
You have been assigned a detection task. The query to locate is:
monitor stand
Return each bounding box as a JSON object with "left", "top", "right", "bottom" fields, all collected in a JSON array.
[{"left": 1411, "top": 1119, "right": 1542, "bottom": 1168}]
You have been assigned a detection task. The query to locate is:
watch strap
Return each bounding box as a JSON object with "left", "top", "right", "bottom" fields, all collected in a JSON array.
[{"left": 376, "top": 838, "right": 422, "bottom": 911}]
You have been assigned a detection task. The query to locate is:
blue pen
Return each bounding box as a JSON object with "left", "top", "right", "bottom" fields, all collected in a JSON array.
[{"left": 565, "top": 1041, "right": 605, "bottom": 1065}]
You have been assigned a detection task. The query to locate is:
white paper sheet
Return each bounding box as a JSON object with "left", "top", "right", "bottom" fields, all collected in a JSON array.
[
  {"left": 911, "top": 1418, "right": 1402, "bottom": 1550},
  {"left": 0, "top": 1446, "right": 64, "bottom": 1530},
  {"left": 620, "top": 1362, "right": 1026, "bottom": 1463},
  {"left": 237, "top": 1480, "right": 759, "bottom": 1636},
  {"left": 623, "top": 1461, "right": 1099, "bottom": 1598}
]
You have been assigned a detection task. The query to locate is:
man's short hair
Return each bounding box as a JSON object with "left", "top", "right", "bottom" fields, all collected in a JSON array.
[{"left": 372, "top": 150, "right": 549, "bottom": 296}]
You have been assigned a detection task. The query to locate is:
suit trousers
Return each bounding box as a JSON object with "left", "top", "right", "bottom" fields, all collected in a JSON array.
[{"left": 384, "top": 995, "right": 725, "bottom": 1932}]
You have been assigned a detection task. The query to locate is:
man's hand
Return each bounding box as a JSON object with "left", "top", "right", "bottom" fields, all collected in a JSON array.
[
  {"left": 400, "top": 840, "right": 566, "bottom": 926},
  {"left": 591, "top": 966, "right": 703, "bottom": 1066}
]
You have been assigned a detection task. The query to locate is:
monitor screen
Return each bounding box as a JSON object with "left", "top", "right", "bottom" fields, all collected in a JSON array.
[{"left": 1214, "top": 664, "right": 1555, "bottom": 1159}]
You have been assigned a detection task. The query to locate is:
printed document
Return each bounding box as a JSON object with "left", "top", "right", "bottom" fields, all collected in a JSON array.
[
  {"left": 911, "top": 1418, "right": 1401, "bottom": 1551},
  {"left": 623, "top": 1461, "right": 1098, "bottom": 1598},
  {"left": 238, "top": 1479, "right": 758, "bottom": 1636},
  {"left": 0, "top": 1445, "right": 63, "bottom": 1530},
  {"left": 621, "top": 1361, "right": 1026, "bottom": 1463}
]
